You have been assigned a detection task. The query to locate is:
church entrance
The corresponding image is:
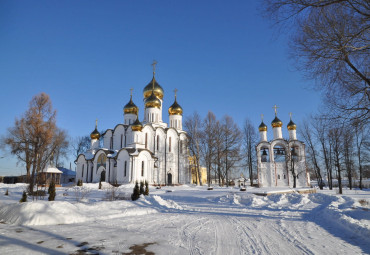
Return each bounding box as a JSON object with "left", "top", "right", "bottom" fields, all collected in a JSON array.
[
  {"left": 167, "top": 173, "right": 172, "bottom": 185},
  {"left": 100, "top": 170, "right": 106, "bottom": 182}
]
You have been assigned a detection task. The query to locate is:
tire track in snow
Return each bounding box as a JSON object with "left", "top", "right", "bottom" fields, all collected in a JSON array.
[{"left": 178, "top": 216, "right": 209, "bottom": 255}]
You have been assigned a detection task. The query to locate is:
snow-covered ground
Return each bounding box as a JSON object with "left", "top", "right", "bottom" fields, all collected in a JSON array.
[{"left": 0, "top": 183, "right": 369, "bottom": 254}]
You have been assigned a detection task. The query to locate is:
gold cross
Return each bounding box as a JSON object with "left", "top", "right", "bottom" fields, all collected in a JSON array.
[
  {"left": 151, "top": 60, "right": 158, "bottom": 74},
  {"left": 273, "top": 105, "right": 279, "bottom": 116},
  {"left": 174, "top": 88, "right": 178, "bottom": 98},
  {"left": 289, "top": 112, "right": 292, "bottom": 119},
  {"left": 261, "top": 114, "right": 264, "bottom": 121},
  {"left": 95, "top": 119, "right": 98, "bottom": 128},
  {"left": 130, "top": 88, "right": 133, "bottom": 97}
]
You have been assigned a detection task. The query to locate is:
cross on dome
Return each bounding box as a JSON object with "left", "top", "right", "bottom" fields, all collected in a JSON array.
[
  {"left": 151, "top": 60, "right": 158, "bottom": 75},
  {"left": 273, "top": 105, "right": 279, "bottom": 116}
]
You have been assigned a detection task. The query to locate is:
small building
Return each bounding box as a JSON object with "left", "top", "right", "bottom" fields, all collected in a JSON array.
[
  {"left": 40, "top": 166, "right": 63, "bottom": 187},
  {"left": 58, "top": 167, "right": 76, "bottom": 184}
]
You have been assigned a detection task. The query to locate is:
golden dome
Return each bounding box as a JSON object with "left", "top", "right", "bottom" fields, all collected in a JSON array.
[
  {"left": 258, "top": 121, "right": 267, "bottom": 132},
  {"left": 131, "top": 118, "right": 143, "bottom": 132},
  {"left": 168, "top": 97, "right": 183, "bottom": 115},
  {"left": 287, "top": 119, "right": 296, "bottom": 130},
  {"left": 90, "top": 128, "right": 100, "bottom": 140},
  {"left": 145, "top": 91, "right": 161, "bottom": 108},
  {"left": 143, "top": 76, "right": 164, "bottom": 99},
  {"left": 123, "top": 95, "right": 138, "bottom": 115},
  {"left": 271, "top": 116, "right": 283, "bottom": 128}
]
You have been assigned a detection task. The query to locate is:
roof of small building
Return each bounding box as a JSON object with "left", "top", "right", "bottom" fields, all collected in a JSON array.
[{"left": 44, "top": 166, "right": 63, "bottom": 174}]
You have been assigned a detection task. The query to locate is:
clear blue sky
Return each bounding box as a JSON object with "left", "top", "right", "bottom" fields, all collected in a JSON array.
[{"left": 0, "top": 0, "right": 321, "bottom": 175}]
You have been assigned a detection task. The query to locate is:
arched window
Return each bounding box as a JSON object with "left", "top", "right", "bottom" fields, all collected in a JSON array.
[
  {"left": 169, "top": 137, "right": 172, "bottom": 152},
  {"left": 278, "top": 174, "right": 280, "bottom": 179},
  {"left": 141, "top": 161, "right": 144, "bottom": 176},
  {"left": 284, "top": 174, "right": 286, "bottom": 179},
  {"left": 82, "top": 164, "right": 84, "bottom": 177},
  {"left": 124, "top": 161, "right": 127, "bottom": 177},
  {"left": 273, "top": 145, "right": 286, "bottom": 162},
  {"left": 120, "top": 134, "right": 123, "bottom": 148},
  {"left": 261, "top": 148, "right": 270, "bottom": 162},
  {"left": 110, "top": 137, "right": 113, "bottom": 150},
  {"left": 124, "top": 135, "right": 127, "bottom": 147},
  {"left": 180, "top": 140, "right": 182, "bottom": 154},
  {"left": 157, "top": 135, "right": 159, "bottom": 151}
]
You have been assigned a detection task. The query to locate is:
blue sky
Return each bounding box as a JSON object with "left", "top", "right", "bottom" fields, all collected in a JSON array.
[{"left": 0, "top": 0, "right": 321, "bottom": 175}]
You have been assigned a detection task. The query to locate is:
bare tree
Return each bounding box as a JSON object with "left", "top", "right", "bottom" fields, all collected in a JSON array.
[
  {"left": 262, "top": 1, "right": 370, "bottom": 123},
  {"left": 201, "top": 111, "right": 217, "bottom": 187},
  {"left": 221, "top": 116, "right": 242, "bottom": 187},
  {"left": 343, "top": 126, "right": 355, "bottom": 189},
  {"left": 353, "top": 119, "right": 369, "bottom": 189},
  {"left": 2, "top": 93, "right": 69, "bottom": 194},
  {"left": 242, "top": 118, "right": 258, "bottom": 186},
  {"left": 71, "top": 136, "right": 90, "bottom": 159},
  {"left": 300, "top": 119, "right": 324, "bottom": 189},
  {"left": 184, "top": 112, "right": 203, "bottom": 186},
  {"left": 329, "top": 126, "right": 345, "bottom": 194},
  {"left": 313, "top": 116, "right": 334, "bottom": 189}
]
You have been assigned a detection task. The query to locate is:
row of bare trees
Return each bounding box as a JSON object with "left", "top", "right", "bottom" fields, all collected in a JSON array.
[
  {"left": 184, "top": 111, "right": 258, "bottom": 187},
  {"left": 300, "top": 115, "right": 369, "bottom": 193}
]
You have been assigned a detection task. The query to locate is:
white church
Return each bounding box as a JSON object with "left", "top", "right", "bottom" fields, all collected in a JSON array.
[
  {"left": 256, "top": 107, "right": 310, "bottom": 188},
  {"left": 76, "top": 63, "right": 190, "bottom": 185}
]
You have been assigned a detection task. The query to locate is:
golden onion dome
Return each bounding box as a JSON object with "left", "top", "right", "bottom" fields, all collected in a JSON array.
[
  {"left": 90, "top": 127, "right": 100, "bottom": 140},
  {"left": 123, "top": 96, "right": 138, "bottom": 115},
  {"left": 131, "top": 118, "right": 143, "bottom": 132},
  {"left": 145, "top": 91, "right": 161, "bottom": 108},
  {"left": 143, "top": 76, "right": 164, "bottom": 99},
  {"left": 271, "top": 116, "right": 283, "bottom": 128},
  {"left": 287, "top": 119, "right": 296, "bottom": 130},
  {"left": 168, "top": 97, "right": 183, "bottom": 115},
  {"left": 258, "top": 121, "right": 267, "bottom": 132}
]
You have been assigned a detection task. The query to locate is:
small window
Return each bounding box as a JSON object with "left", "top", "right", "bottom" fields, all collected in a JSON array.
[
  {"left": 141, "top": 161, "right": 144, "bottom": 176},
  {"left": 278, "top": 174, "right": 280, "bottom": 179},
  {"left": 82, "top": 165, "right": 84, "bottom": 177},
  {"left": 121, "top": 134, "right": 123, "bottom": 148},
  {"left": 284, "top": 174, "right": 286, "bottom": 179},
  {"left": 124, "top": 161, "right": 127, "bottom": 177},
  {"left": 297, "top": 175, "right": 299, "bottom": 179},
  {"left": 110, "top": 137, "right": 113, "bottom": 150},
  {"left": 169, "top": 137, "right": 172, "bottom": 152},
  {"left": 157, "top": 135, "right": 159, "bottom": 151}
]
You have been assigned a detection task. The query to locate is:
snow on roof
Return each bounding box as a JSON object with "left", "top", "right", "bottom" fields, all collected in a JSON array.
[{"left": 44, "top": 166, "right": 63, "bottom": 174}]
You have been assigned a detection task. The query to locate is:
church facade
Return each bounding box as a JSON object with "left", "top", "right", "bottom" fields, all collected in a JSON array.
[
  {"left": 76, "top": 65, "right": 190, "bottom": 185},
  {"left": 256, "top": 109, "right": 310, "bottom": 188}
]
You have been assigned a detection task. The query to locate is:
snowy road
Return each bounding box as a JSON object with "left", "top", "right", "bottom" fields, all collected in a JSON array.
[{"left": 0, "top": 184, "right": 369, "bottom": 254}]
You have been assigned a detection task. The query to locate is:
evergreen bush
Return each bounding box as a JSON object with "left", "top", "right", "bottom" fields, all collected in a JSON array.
[
  {"left": 139, "top": 181, "right": 145, "bottom": 195},
  {"left": 131, "top": 181, "right": 140, "bottom": 201},
  {"left": 20, "top": 191, "right": 27, "bottom": 203},
  {"left": 48, "top": 181, "right": 56, "bottom": 201},
  {"left": 144, "top": 181, "right": 149, "bottom": 196}
]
